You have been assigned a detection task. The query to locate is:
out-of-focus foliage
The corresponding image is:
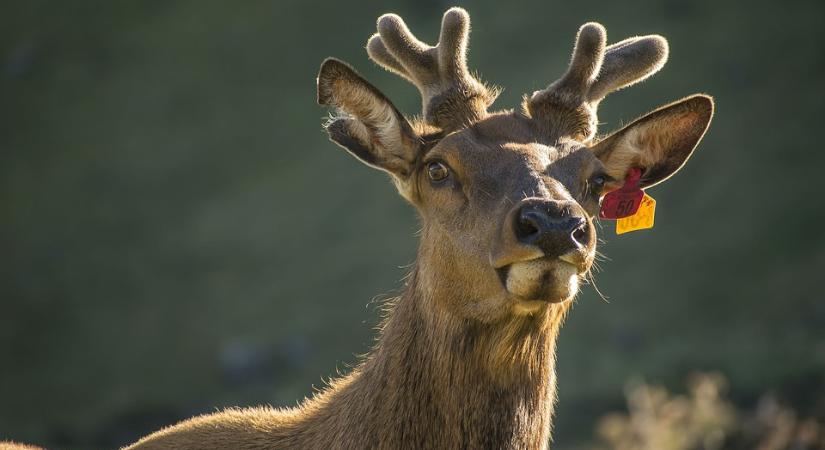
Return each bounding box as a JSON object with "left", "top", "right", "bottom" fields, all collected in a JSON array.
[
  {"left": 592, "top": 373, "right": 825, "bottom": 450},
  {"left": 1, "top": 0, "right": 823, "bottom": 448}
]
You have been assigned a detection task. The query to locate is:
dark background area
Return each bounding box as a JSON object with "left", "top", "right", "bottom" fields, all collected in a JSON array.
[{"left": 2, "top": 1, "right": 823, "bottom": 448}]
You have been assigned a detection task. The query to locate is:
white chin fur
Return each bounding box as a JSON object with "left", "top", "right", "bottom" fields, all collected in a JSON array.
[{"left": 506, "top": 259, "right": 579, "bottom": 303}]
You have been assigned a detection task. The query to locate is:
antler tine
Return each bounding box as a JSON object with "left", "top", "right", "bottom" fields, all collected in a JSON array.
[
  {"left": 366, "top": 34, "right": 412, "bottom": 82},
  {"left": 437, "top": 8, "right": 471, "bottom": 83},
  {"left": 588, "top": 35, "right": 668, "bottom": 103},
  {"left": 366, "top": 8, "right": 498, "bottom": 132},
  {"left": 527, "top": 22, "right": 669, "bottom": 141},
  {"left": 552, "top": 23, "right": 607, "bottom": 98}
]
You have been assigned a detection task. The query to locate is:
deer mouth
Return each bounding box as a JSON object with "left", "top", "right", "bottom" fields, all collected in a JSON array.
[{"left": 496, "top": 255, "right": 581, "bottom": 304}]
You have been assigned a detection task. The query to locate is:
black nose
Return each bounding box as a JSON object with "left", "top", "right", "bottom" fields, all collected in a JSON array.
[{"left": 514, "top": 201, "right": 588, "bottom": 256}]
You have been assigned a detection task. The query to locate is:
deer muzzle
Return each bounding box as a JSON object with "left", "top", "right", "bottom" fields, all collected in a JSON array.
[{"left": 490, "top": 198, "right": 594, "bottom": 303}]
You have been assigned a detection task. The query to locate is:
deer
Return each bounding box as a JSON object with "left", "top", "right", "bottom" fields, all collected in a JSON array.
[{"left": 119, "top": 7, "right": 713, "bottom": 450}]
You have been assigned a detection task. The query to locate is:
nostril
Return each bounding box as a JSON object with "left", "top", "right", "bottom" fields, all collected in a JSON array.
[
  {"left": 572, "top": 227, "right": 586, "bottom": 243},
  {"left": 570, "top": 219, "right": 587, "bottom": 246},
  {"left": 515, "top": 212, "right": 541, "bottom": 240}
]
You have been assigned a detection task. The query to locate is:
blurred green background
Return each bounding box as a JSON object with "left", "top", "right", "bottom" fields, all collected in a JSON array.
[{"left": 2, "top": 1, "right": 823, "bottom": 448}]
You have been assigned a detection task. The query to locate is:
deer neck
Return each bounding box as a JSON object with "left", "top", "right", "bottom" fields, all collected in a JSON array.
[{"left": 336, "top": 265, "right": 570, "bottom": 449}]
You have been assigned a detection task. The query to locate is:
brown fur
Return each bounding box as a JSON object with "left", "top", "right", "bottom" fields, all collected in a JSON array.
[
  {"left": 128, "top": 269, "right": 570, "bottom": 449},
  {"left": 125, "top": 7, "right": 713, "bottom": 450},
  {"left": 0, "top": 443, "right": 44, "bottom": 450}
]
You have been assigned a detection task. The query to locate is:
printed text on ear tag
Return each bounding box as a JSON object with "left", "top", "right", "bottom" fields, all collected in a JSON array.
[
  {"left": 616, "top": 193, "right": 656, "bottom": 234},
  {"left": 599, "top": 167, "right": 643, "bottom": 219}
]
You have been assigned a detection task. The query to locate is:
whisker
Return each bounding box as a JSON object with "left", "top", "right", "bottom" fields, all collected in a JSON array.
[{"left": 584, "top": 268, "right": 609, "bottom": 302}]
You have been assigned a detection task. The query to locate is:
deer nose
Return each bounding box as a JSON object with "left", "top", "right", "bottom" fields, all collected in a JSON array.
[{"left": 514, "top": 201, "right": 588, "bottom": 256}]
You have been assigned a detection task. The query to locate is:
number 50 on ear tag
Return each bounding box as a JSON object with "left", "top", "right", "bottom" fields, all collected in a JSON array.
[{"left": 616, "top": 194, "right": 656, "bottom": 234}]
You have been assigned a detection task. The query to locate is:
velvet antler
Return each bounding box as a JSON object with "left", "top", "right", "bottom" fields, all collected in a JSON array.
[
  {"left": 526, "top": 23, "right": 669, "bottom": 141},
  {"left": 366, "top": 7, "right": 499, "bottom": 132}
]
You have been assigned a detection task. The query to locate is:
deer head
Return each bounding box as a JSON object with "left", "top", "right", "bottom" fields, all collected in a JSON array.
[{"left": 317, "top": 8, "right": 712, "bottom": 322}]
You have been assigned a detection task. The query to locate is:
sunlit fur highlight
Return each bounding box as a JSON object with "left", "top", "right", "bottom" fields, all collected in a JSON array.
[{"left": 0, "top": 442, "right": 44, "bottom": 450}]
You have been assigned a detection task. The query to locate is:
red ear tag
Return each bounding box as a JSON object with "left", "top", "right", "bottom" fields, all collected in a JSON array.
[{"left": 599, "top": 168, "right": 644, "bottom": 220}]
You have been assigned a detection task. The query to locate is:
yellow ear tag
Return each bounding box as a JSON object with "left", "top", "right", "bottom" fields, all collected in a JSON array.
[{"left": 616, "top": 193, "right": 656, "bottom": 234}]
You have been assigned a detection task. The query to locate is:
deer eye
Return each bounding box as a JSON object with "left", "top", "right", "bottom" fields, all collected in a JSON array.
[
  {"left": 588, "top": 173, "right": 608, "bottom": 194},
  {"left": 426, "top": 161, "right": 450, "bottom": 183}
]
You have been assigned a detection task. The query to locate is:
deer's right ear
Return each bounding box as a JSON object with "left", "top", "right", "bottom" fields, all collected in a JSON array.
[{"left": 317, "top": 58, "right": 420, "bottom": 179}]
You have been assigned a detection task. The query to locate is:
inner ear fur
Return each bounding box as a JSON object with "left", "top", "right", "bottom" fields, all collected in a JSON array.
[
  {"left": 317, "top": 58, "right": 421, "bottom": 178},
  {"left": 591, "top": 94, "right": 714, "bottom": 189}
]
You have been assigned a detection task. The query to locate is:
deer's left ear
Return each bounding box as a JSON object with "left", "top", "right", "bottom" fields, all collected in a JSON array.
[{"left": 591, "top": 94, "right": 714, "bottom": 189}]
